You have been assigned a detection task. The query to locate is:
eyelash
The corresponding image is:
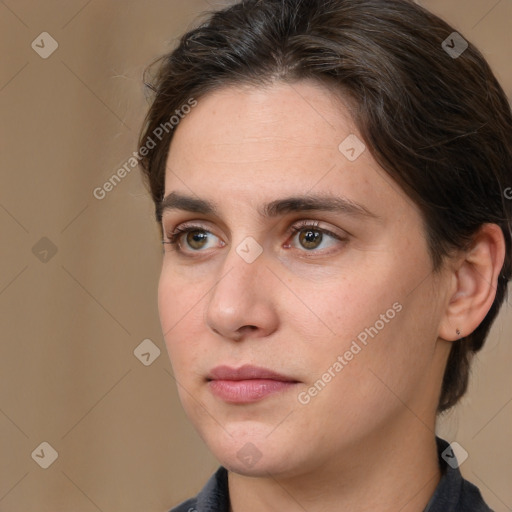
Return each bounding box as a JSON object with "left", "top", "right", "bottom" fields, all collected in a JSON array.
[{"left": 162, "top": 220, "right": 346, "bottom": 256}]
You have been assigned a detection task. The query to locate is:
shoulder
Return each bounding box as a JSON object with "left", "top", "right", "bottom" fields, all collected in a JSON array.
[
  {"left": 458, "top": 478, "right": 493, "bottom": 512},
  {"left": 426, "top": 437, "right": 493, "bottom": 512}
]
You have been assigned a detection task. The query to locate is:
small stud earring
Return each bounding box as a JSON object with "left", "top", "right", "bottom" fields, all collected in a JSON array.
[{"left": 456, "top": 328, "right": 461, "bottom": 336}]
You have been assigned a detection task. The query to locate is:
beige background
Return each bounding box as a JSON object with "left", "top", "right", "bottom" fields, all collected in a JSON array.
[{"left": 0, "top": 1, "right": 511, "bottom": 510}]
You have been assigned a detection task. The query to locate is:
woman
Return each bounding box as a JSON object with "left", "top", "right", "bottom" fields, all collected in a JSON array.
[{"left": 138, "top": 0, "right": 512, "bottom": 510}]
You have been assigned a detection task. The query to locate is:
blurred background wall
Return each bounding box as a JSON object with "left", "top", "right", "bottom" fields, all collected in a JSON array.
[{"left": 0, "top": 1, "right": 510, "bottom": 510}]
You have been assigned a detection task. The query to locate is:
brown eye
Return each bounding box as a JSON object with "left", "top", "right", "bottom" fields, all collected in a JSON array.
[
  {"left": 163, "top": 225, "right": 220, "bottom": 253},
  {"left": 298, "top": 229, "right": 323, "bottom": 250},
  {"left": 288, "top": 222, "right": 342, "bottom": 253},
  {"left": 185, "top": 230, "right": 209, "bottom": 250}
]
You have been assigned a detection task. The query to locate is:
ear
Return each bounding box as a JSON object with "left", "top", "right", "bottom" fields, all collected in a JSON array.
[{"left": 439, "top": 223, "right": 506, "bottom": 342}]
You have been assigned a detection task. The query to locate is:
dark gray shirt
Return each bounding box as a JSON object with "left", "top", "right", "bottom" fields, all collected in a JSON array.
[{"left": 169, "top": 437, "right": 492, "bottom": 511}]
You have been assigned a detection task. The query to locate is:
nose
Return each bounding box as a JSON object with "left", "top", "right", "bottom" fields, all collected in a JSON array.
[{"left": 204, "top": 241, "right": 279, "bottom": 342}]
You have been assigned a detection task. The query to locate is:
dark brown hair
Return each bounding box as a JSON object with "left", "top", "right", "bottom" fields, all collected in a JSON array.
[{"left": 138, "top": 0, "right": 512, "bottom": 412}]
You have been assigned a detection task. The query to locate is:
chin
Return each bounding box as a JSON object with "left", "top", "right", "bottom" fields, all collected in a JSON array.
[
  {"left": 202, "top": 426, "right": 302, "bottom": 477},
  {"left": 218, "top": 449, "right": 296, "bottom": 478}
]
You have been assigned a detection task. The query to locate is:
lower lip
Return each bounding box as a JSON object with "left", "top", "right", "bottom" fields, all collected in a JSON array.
[{"left": 208, "top": 379, "right": 297, "bottom": 403}]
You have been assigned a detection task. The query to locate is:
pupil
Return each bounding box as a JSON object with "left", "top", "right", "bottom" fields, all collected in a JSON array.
[
  {"left": 301, "top": 229, "right": 321, "bottom": 249},
  {"left": 188, "top": 231, "right": 207, "bottom": 248}
]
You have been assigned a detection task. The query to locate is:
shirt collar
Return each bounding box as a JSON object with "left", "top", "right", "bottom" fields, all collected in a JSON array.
[{"left": 181, "top": 436, "right": 490, "bottom": 512}]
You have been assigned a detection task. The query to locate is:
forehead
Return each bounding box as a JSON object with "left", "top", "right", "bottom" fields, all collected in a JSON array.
[
  {"left": 162, "top": 81, "right": 415, "bottom": 224},
  {"left": 167, "top": 80, "right": 356, "bottom": 165}
]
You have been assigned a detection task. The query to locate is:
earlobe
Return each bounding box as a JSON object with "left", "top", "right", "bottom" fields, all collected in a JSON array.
[{"left": 438, "top": 223, "right": 506, "bottom": 342}]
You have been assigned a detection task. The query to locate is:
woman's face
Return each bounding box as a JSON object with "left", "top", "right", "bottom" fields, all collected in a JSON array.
[{"left": 158, "top": 80, "right": 452, "bottom": 477}]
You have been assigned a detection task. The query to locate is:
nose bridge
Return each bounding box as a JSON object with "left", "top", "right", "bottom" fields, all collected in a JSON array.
[
  {"left": 204, "top": 236, "right": 273, "bottom": 337},
  {"left": 211, "top": 236, "right": 266, "bottom": 308}
]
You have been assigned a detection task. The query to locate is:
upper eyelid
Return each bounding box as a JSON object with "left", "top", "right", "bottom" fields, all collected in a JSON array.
[
  {"left": 163, "top": 221, "right": 346, "bottom": 247},
  {"left": 163, "top": 219, "right": 343, "bottom": 236}
]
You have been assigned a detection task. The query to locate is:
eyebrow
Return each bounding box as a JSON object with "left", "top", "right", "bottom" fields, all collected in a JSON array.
[
  {"left": 157, "top": 191, "right": 378, "bottom": 222},
  {"left": 156, "top": 192, "right": 378, "bottom": 221}
]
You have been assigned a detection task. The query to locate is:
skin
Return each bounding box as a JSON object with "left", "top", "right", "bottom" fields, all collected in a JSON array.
[{"left": 158, "top": 80, "right": 505, "bottom": 512}]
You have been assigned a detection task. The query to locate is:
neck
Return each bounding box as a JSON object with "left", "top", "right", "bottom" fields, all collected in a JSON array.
[{"left": 228, "top": 421, "right": 441, "bottom": 512}]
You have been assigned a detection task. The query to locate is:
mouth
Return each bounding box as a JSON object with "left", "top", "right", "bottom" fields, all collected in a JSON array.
[{"left": 206, "top": 364, "right": 300, "bottom": 404}]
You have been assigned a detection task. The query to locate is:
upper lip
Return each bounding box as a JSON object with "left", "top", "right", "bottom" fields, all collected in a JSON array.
[{"left": 207, "top": 364, "right": 298, "bottom": 382}]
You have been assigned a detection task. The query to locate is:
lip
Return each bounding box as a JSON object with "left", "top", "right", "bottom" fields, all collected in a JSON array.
[
  {"left": 207, "top": 364, "right": 299, "bottom": 403},
  {"left": 207, "top": 364, "right": 297, "bottom": 382}
]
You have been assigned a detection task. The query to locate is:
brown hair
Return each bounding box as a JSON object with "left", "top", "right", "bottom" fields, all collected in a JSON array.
[{"left": 138, "top": 0, "right": 512, "bottom": 412}]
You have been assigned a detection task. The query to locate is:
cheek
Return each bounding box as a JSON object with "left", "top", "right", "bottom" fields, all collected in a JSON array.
[
  {"left": 299, "top": 305, "right": 431, "bottom": 441},
  {"left": 303, "top": 265, "right": 398, "bottom": 341},
  {"left": 157, "top": 267, "right": 205, "bottom": 367},
  {"left": 302, "top": 258, "right": 437, "bottom": 391},
  {"left": 333, "top": 287, "right": 441, "bottom": 412},
  {"left": 158, "top": 259, "right": 209, "bottom": 325}
]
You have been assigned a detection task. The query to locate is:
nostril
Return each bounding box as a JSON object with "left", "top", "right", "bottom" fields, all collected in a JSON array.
[{"left": 233, "top": 325, "right": 258, "bottom": 340}]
